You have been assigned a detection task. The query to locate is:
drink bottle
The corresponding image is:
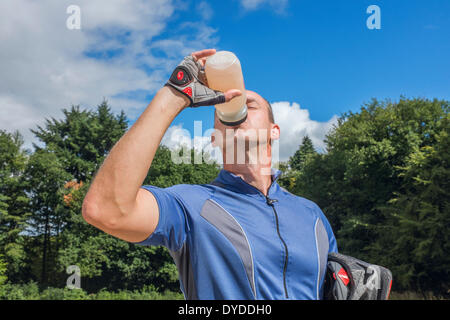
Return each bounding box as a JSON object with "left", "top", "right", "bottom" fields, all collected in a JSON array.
[{"left": 204, "top": 51, "right": 247, "bottom": 126}]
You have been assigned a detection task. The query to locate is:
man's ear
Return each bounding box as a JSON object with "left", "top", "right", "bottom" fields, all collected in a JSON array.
[
  {"left": 270, "top": 124, "right": 280, "bottom": 141},
  {"left": 211, "top": 131, "right": 216, "bottom": 147},
  {"left": 211, "top": 129, "right": 223, "bottom": 148}
]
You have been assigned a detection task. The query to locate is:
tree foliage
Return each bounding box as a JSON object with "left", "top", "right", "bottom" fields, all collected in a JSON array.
[
  {"left": 0, "top": 97, "right": 448, "bottom": 298},
  {"left": 3, "top": 101, "right": 220, "bottom": 294},
  {"left": 287, "top": 97, "right": 449, "bottom": 296},
  {"left": 0, "top": 130, "right": 29, "bottom": 282},
  {"left": 382, "top": 112, "right": 450, "bottom": 294},
  {"left": 289, "top": 135, "right": 316, "bottom": 171},
  {"left": 31, "top": 101, "right": 128, "bottom": 181}
]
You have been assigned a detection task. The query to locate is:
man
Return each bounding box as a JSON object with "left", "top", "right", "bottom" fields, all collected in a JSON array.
[{"left": 82, "top": 49, "right": 338, "bottom": 300}]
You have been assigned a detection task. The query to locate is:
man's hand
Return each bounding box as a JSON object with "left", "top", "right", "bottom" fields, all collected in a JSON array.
[{"left": 165, "top": 49, "right": 242, "bottom": 108}]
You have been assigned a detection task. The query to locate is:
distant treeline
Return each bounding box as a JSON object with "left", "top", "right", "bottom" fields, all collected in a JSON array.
[{"left": 0, "top": 97, "right": 448, "bottom": 299}]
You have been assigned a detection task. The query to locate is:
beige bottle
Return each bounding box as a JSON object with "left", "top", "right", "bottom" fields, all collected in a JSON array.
[{"left": 204, "top": 51, "right": 247, "bottom": 126}]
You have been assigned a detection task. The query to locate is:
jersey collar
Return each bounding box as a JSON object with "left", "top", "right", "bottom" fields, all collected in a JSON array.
[{"left": 213, "top": 168, "right": 282, "bottom": 197}]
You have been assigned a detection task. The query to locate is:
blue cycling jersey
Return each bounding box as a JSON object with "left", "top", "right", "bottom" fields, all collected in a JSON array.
[{"left": 132, "top": 168, "right": 338, "bottom": 300}]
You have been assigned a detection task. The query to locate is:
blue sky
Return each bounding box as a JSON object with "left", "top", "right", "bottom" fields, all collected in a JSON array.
[
  {"left": 1, "top": 0, "right": 449, "bottom": 160},
  {"left": 159, "top": 0, "right": 450, "bottom": 131}
]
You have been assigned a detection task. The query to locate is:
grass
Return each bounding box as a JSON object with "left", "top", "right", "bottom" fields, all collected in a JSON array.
[
  {"left": 1, "top": 282, "right": 447, "bottom": 300},
  {"left": 389, "top": 291, "right": 447, "bottom": 300},
  {"left": 0, "top": 282, "right": 184, "bottom": 300}
]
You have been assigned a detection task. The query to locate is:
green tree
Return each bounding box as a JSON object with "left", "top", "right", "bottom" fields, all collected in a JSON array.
[
  {"left": 0, "top": 130, "right": 30, "bottom": 282},
  {"left": 0, "top": 255, "right": 7, "bottom": 286},
  {"left": 25, "top": 101, "right": 128, "bottom": 288},
  {"left": 25, "top": 150, "right": 72, "bottom": 287},
  {"left": 289, "top": 135, "right": 316, "bottom": 171},
  {"left": 279, "top": 135, "right": 317, "bottom": 193},
  {"left": 292, "top": 97, "right": 448, "bottom": 295},
  {"left": 31, "top": 101, "right": 128, "bottom": 181},
  {"left": 275, "top": 161, "right": 295, "bottom": 191},
  {"left": 382, "top": 113, "right": 450, "bottom": 296}
]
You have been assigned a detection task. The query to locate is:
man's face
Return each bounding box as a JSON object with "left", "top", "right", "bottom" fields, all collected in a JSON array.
[{"left": 211, "top": 90, "right": 280, "bottom": 162}]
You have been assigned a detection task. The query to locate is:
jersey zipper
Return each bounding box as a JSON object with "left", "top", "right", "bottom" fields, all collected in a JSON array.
[
  {"left": 217, "top": 173, "right": 289, "bottom": 298},
  {"left": 266, "top": 196, "right": 289, "bottom": 299}
]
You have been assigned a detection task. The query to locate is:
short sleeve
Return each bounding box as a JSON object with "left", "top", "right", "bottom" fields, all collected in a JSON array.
[{"left": 131, "top": 185, "right": 188, "bottom": 251}]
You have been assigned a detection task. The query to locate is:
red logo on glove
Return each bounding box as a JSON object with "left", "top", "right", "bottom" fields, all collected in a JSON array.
[
  {"left": 183, "top": 87, "right": 192, "bottom": 97},
  {"left": 337, "top": 268, "right": 350, "bottom": 286},
  {"left": 177, "top": 71, "right": 184, "bottom": 80}
]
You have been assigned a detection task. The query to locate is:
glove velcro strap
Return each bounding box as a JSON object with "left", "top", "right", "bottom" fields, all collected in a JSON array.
[
  {"left": 164, "top": 82, "right": 194, "bottom": 107},
  {"left": 164, "top": 82, "right": 226, "bottom": 108}
]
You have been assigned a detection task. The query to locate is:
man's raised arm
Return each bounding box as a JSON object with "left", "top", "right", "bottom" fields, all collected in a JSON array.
[{"left": 82, "top": 49, "right": 241, "bottom": 243}]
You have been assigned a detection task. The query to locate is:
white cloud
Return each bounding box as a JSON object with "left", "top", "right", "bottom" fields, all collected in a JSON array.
[
  {"left": 0, "top": 0, "right": 218, "bottom": 149},
  {"left": 0, "top": 0, "right": 333, "bottom": 165},
  {"left": 197, "top": 1, "right": 213, "bottom": 21},
  {"left": 271, "top": 101, "right": 338, "bottom": 160},
  {"left": 240, "top": 0, "right": 289, "bottom": 12}
]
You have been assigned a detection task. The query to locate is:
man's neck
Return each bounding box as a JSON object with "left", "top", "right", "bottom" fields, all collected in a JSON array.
[{"left": 223, "top": 164, "right": 273, "bottom": 196}]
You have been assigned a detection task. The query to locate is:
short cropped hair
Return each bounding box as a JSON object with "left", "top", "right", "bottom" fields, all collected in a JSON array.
[{"left": 262, "top": 98, "right": 275, "bottom": 124}]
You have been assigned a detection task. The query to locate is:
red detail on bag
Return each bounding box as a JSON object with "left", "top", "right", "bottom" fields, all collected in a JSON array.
[
  {"left": 338, "top": 268, "right": 350, "bottom": 286},
  {"left": 332, "top": 272, "right": 336, "bottom": 280},
  {"left": 387, "top": 280, "right": 393, "bottom": 300},
  {"left": 177, "top": 71, "right": 184, "bottom": 80},
  {"left": 183, "top": 87, "right": 192, "bottom": 97}
]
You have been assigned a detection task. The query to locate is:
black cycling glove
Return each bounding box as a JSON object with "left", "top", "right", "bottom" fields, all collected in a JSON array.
[{"left": 165, "top": 55, "right": 225, "bottom": 108}]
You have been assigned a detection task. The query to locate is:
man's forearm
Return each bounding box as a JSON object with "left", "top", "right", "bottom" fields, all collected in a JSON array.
[{"left": 85, "top": 86, "right": 188, "bottom": 217}]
